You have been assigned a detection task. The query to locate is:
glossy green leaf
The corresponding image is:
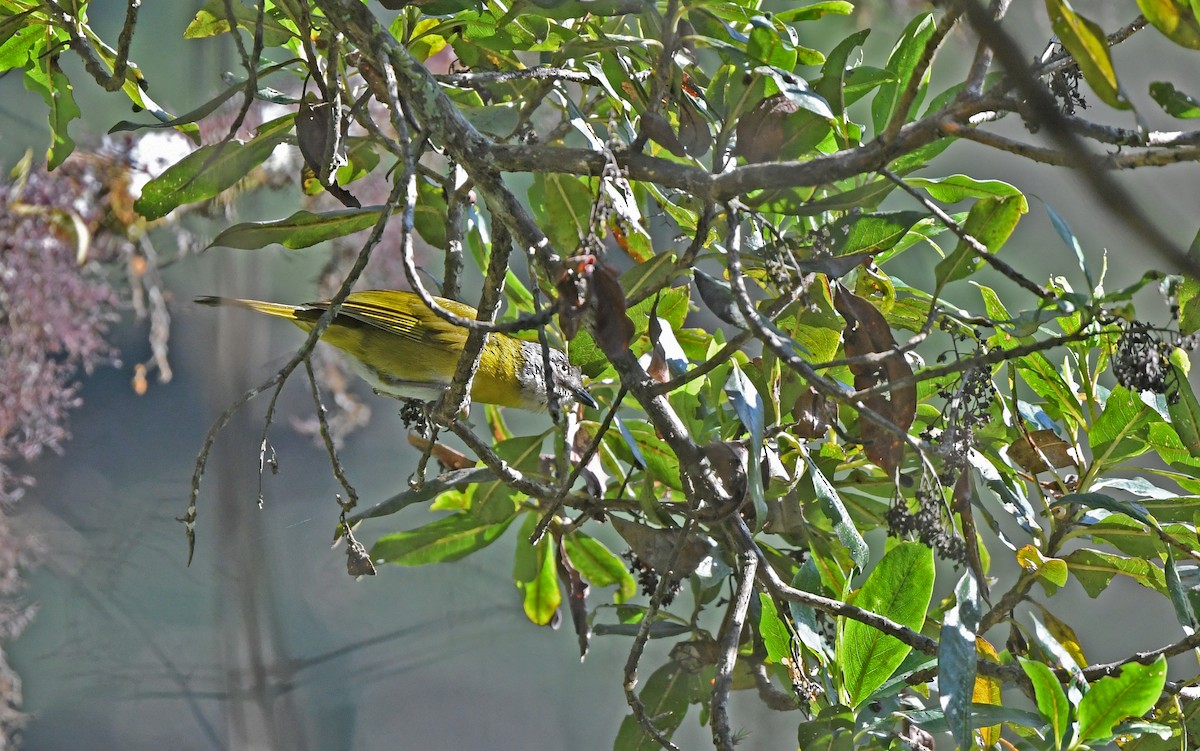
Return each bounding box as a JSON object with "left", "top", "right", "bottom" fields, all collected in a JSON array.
[
  {"left": 1063, "top": 548, "right": 1167, "bottom": 597},
  {"left": 208, "top": 207, "right": 384, "bottom": 250},
  {"left": 1020, "top": 657, "right": 1071, "bottom": 749},
  {"left": 934, "top": 194, "right": 1028, "bottom": 286},
  {"left": 905, "top": 174, "right": 1022, "bottom": 203},
  {"left": 828, "top": 211, "right": 927, "bottom": 256},
  {"left": 1077, "top": 656, "right": 1167, "bottom": 742},
  {"left": 758, "top": 593, "right": 791, "bottom": 663},
  {"left": 840, "top": 542, "right": 934, "bottom": 707},
  {"left": 1150, "top": 81, "right": 1200, "bottom": 117},
  {"left": 614, "top": 662, "right": 695, "bottom": 750},
  {"left": 372, "top": 512, "right": 516, "bottom": 565},
  {"left": 514, "top": 514, "right": 562, "bottom": 626},
  {"left": 808, "top": 450, "right": 869, "bottom": 570},
  {"left": 1139, "top": 0, "right": 1200, "bottom": 49},
  {"left": 871, "top": 12, "right": 935, "bottom": 134},
  {"left": 816, "top": 29, "right": 870, "bottom": 119},
  {"left": 1168, "top": 361, "right": 1200, "bottom": 459},
  {"left": 134, "top": 114, "right": 295, "bottom": 220},
  {"left": 1045, "top": 0, "right": 1129, "bottom": 109},
  {"left": 563, "top": 532, "right": 637, "bottom": 602}
]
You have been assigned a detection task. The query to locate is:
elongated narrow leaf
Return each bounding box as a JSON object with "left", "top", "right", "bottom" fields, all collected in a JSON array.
[
  {"left": 939, "top": 572, "right": 981, "bottom": 750},
  {"left": 1020, "top": 657, "right": 1071, "bottom": 748},
  {"left": 807, "top": 449, "right": 869, "bottom": 570},
  {"left": 135, "top": 114, "right": 295, "bottom": 220},
  {"left": 906, "top": 174, "right": 1022, "bottom": 203},
  {"left": 816, "top": 29, "right": 870, "bottom": 119},
  {"left": 1168, "top": 361, "right": 1200, "bottom": 459},
  {"left": 1076, "top": 656, "right": 1167, "bottom": 743},
  {"left": 613, "top": 663, "right": 696, "bottom": 750},
  {"left": 935, "top": 194, "right": 1028, "bottom": 285},
  {"left": 372, "top": 512, "right": 516, "bottom": 565},
  {"left": 840, "top": 542, "right": 934, "bottom": 707},
  {"left": 563, "top": 532, "right": 637, "bottom": 602},
  {"left": 1150, "top": 81, "right": 1200, "bottom": 117},
  {"left": 871, "top": 12, "right": 936, "bottom": 134},
  {"left": 1045, "top": 0, "right": 1129, "bottom": 109},
  {"left": 209, "top": 207, "right": 384, "bottom": 250}
]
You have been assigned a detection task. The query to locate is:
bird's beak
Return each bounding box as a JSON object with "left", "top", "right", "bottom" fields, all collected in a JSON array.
[{"left": 570, "top": 384, "right": 599, "bottom": 410}]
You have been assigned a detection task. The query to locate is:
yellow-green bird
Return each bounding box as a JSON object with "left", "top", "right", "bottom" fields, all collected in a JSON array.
[{"left": 196, "top": 289, "right": 595, "bottom": 411}]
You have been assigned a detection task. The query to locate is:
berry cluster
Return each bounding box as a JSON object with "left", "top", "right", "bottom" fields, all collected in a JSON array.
[
  {"left": 620, "top": 550, "right": 680, "bottom": 605},
  {"left": 885, "top": 483, "right": 967, "bottom": 564},
  {"left": 1112, "top": 324, "right": 1178, "bottom": 398}
]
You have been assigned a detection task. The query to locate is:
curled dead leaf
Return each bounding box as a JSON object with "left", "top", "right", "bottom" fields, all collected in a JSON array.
[
  {"left": 1007, "top": 429, "right": 1079, "bottom": 473},
  {"left": 834, "top": 282, "right": 916, "bottom": 478}
]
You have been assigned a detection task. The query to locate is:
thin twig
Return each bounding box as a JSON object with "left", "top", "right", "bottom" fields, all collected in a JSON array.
[{"left": 711, "top": 550, "right": 758, "bottom": 751}]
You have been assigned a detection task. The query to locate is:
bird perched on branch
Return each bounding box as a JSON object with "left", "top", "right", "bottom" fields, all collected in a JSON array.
[{"left": 196, "top": 289, "right": 595, "bottom": 412}]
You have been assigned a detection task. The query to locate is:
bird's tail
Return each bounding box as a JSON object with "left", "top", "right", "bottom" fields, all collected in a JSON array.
[{"left": 194, "top": 296, "right": 304, "bottom": 321}]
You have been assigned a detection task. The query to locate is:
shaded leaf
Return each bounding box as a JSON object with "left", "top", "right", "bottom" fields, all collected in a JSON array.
[
  {"left": 935, "top": 194, "right": 1028, "bottom": 286},
  {"left": 1150, "top": 80, "right": 1200, "bottom": 117},
  {"left": 834, "top": 283, "right": 916, "bottom": 477}
]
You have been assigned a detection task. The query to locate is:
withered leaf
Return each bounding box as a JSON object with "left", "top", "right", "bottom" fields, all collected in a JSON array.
[
  {"left": 296, "top": 97, "right": 360, "bottom": 208},
  {"left": 792, "top": 385, "right": 837, "bottom": 439},
  {"left": 1007, "top": 429, "right": 1078, "bottom": 473},
  {"left": 677, "top": 96, "right": 712, "bottom": 157},
  {"left": 592, "top": 263, "right": 635, "bottom": 357},
  {"left": 609, "top": 516, "right": 716, "bottom": 577},
  {"left": 407, "top": 432, "right": 476, "bottom": 470},
  {"left": 833, "top": 282, "right": 916, "bottom": 478},
  {"left": 556, "top": 541, "right": 591, "bottom": 659},
  {"left": 733, "top": 95, "right": 798, "bottom": 163}
]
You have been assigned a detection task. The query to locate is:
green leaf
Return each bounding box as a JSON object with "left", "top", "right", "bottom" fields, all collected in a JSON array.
[
  {"left": 1019, "top": 657, "right": 1071, "bottom": 749},
  {"left": 1063, "top": 548, "right": 1167, "bottom": 597},
  {"left": 939, "top": 572, "right": 981, "bottom": 751},
  {"left": 413, "top": 175, "right": 449, "bottom": 249},
  {"left": 934, "top": 194, "right": 1028, "bottom": 286},
  {"left": 1165, "top": 548, "right": 1200, "bottom": 630},
  {"left": 530, "top": 172, "right": 592, "bottom": 256},
  {"left": 614, "top": 662, "right": 696, "bottom": 750},
  {"left": 758, "top": 593, "right": 791, "bottom": 663},
  {"left": 816, "top": 29, "right": 870, "bottom": 119},
  {"left": 828, "top": 211, "right": 927, "bottom": 256},
  {"left": 871, "top": 12, "right": 935, "bottom": 134},
  {"left": 1077, "top": 656, "right": 1167, "bottom": 743},
  {"left": 789, "top": 559, "right": 828, "bottom": 659},
  {"left": 840, "top": 542, "right": 934, "bottom": 707},
  {"left": 209, "top": 207, "right": 384, "bottom": 250},
  {"left": 1150, "top": 81, "right": 1200, "bottom": 117},
  {"left": 372, "top": 512, "right": 516, "bottom": 565},
  {"left": 563, "top": 531, "right": 637, "bottom": 602},
  {"left": 514, "top": 514, "right": 562, "bottom": 626},
  {"left": 185, "top": 0, "right": 295, "bottom": 46},
  {"left": 23, "top": 54, "right": 81, "bottom": 170},
  {"left": 747, "top": 19, "right": 797, "bottom": 70},
  {"left": 808, "top": 449, "right": 869, "bottom": 570},
  {"left": 1168, "top": 361, "right": 1200, "bottom": 459},
  {"left": 1139, "top": 0, "right": 1200, "bottom": 49},
  {"left": 1045, "top": 0, "right": 1129, "bottom": 109},
  {"left": 134, "top": 114, "right": 295, "bottom": 220},
  {"left": 905, "top": 174, "right": 1022, "bottom": 203}
]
